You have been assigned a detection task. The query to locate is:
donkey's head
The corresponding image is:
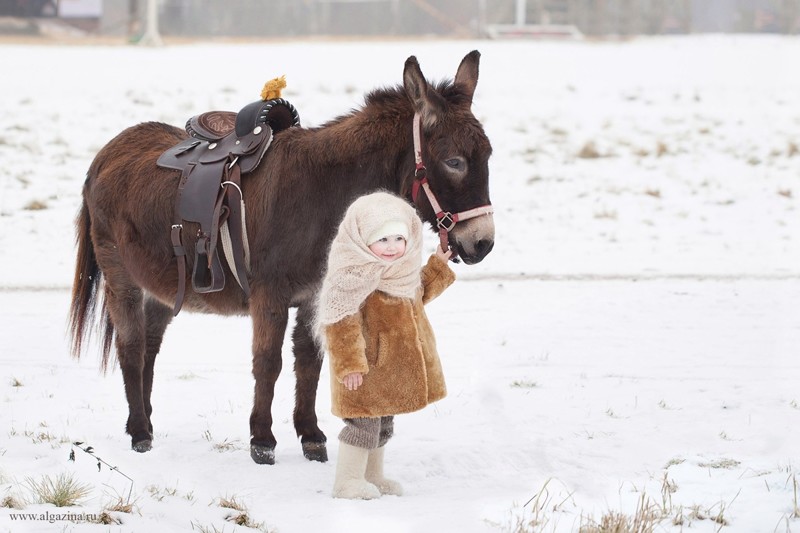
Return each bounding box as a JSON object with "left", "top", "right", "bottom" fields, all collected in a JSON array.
[{"left": 403, "top": 51, "right": 494, "bottom": 265}]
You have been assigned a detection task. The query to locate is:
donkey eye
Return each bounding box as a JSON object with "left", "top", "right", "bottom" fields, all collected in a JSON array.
[{"left": 445, "top": 158, "right": 464, "bottom": 170}]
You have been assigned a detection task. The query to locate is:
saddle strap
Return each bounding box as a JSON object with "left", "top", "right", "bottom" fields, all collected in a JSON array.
[
  {"left": 171, "top": 223, "right": 186, "bottom": 317},
  {"left": 219, "top": 165, "right": 251, "bottom": 298},
  {"left": 171, "top": 162, "right": 197, "bottom": 316},
  {"left": 171, "top": 160, "right": 251, "bottom": 316}
]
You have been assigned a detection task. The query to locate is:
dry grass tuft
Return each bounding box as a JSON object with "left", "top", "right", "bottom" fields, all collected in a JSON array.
[
  {"left": 580, "top": 494, "right": 660, "bottom": 533},
  {"left": 23, "top": 199, "right": 48, "bottom": 211},
  {"left": 212, "top": 494, "right": 274, "bottom": 532},
  {"left": 578, "top": 141, "right": 602, "bottom": 159},
  {"left": 105, "top": 495, "right": 136, "bottom": 514},
  {"left": 2, "top": 495, "right": 24, "bottom": 509},
  {"left": 25, "top": 472, "right": 92, "bottom": 507},
  {"left": 594, "top": 209, "right": 618, "bottom": 220},
  {"left": 698, "top": 458, "right": 740, "bottom": 469},
  {"left": 93, "top": 511, "right": 121, "bottom": 525},
  {"left": 212, "top": 439, "right": 242, "bottom": 452},
  {"left": 217, "top": 495, "right": 247, "bottom": 512}
]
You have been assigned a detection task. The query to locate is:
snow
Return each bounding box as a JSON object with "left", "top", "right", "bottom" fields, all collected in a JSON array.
[{"left": 1, "top": 35, "right": 799, "bottom": 532}]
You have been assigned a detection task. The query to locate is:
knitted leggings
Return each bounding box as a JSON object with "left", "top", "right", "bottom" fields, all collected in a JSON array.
[{"left": 339, "top": 416, "right": 394, "bottom": 449}]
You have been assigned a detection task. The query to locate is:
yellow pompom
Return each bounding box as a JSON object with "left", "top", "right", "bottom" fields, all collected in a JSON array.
[{"left": 260, "top": 75, "right": 287, "bottom": 101}]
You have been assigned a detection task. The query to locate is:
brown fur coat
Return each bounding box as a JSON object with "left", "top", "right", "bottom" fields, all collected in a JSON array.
[{"left": 324, "top": 254, "right": 455, "bottom": 418}]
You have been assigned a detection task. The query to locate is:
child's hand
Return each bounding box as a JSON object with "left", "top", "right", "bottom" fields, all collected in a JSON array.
[
  {"left": 435, "top": 244, "right": 453, "bottom": 263},
  {"left": 343, "top": 372, "right": 363, "bottom": 391}
]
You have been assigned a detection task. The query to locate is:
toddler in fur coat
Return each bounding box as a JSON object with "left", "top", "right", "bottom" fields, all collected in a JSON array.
[{"left": 315, "top": 191, "right": 455, "bottom": 499}]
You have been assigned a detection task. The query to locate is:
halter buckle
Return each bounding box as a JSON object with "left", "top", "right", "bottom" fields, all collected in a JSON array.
[{"left": 437, "top": 212, "right": 456, "bottom": 232}]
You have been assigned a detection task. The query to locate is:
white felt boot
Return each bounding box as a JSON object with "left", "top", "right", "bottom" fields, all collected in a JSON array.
[
  {"left": 332, "top": 443, "right": 381, "bottom": 499},
  {"left": 365, "top": 446, "right": 404, "bottom": 496}
]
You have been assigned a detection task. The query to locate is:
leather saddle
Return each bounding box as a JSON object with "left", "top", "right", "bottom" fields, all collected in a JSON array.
[{"left": 157, "top": 98, "right": 300, "bottom": 315}]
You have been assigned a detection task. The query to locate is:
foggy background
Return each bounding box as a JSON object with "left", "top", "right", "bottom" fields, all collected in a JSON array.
[{"left": 1, "top": 0, "right": 799, "bottom": 40}]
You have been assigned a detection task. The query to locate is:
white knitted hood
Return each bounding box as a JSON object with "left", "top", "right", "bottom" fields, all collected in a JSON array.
[{"left": 314, "top": 191, "right": 423, "bottom": 341}]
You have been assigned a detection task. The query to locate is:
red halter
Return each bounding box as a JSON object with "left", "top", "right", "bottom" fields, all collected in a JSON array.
[{"left": 410, "top": 113, "right": 494, "bottom": 260}]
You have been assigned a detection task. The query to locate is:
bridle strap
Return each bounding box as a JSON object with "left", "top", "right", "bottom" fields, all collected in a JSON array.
[{"left": 410, "top": 113, "right": 493, "bottom": 259}]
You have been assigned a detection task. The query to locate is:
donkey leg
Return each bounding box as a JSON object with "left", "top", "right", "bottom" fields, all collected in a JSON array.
[
  {"left": 249, "top": 288, "right": 288, "bottom": 465},
  {"left": 292, "top": 305, "right": 327, "bottom": 462},
  {"left": 103, "top": 282, "right": 151, "bottom": 452},
  {"left": 142, "top": 296, "right": 173, "bottom": 436}
]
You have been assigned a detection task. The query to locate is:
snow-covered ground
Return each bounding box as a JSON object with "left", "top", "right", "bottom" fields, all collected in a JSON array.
[{"left": 0, "top": 35, "right": 799, "bottom": 532}]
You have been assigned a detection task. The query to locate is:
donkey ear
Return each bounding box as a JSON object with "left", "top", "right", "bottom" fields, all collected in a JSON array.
[
  {"left": 454, "top": 50, "right": 480, "bottom": 104},
  {"left": 403, "top": 55, "right": 444, "bottom": 128}
]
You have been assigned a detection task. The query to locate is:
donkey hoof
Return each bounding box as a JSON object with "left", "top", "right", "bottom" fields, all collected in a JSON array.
[
  {"left": 302, "top": 441, "right": 328, "bottom": 462},
  {"left": 250, "top": 444, "right": 275, "bottom": 465},
  {"left": 132, "top": 439, "right": 152, "bottom": 453}
]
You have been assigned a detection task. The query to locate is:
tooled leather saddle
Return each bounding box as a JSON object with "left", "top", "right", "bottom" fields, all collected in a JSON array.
[{"left": 157, "top": 98, "right": 300, "bottom": 315}]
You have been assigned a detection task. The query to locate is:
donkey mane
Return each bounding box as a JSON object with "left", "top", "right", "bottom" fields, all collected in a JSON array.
[
  {"left": 320, "top": 79, "right": 467, "bottom": 129},
  {"left": 363, "top": 80, "right": 470, "bottom": 108}
]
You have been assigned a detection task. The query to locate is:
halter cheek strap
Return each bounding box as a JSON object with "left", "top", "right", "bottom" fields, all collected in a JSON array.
[{"left": 411, "top": 113, "right": 494, "bottom": 260}]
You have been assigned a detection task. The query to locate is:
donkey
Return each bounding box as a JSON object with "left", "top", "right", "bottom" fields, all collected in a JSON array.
[{"left": 69, "top": 51, "right": 494, "bottom": 465}]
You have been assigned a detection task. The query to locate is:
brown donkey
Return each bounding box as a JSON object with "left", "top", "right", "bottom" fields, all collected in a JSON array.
[{"left": 69, "top": 51, "right": 495, "bottom": 465}]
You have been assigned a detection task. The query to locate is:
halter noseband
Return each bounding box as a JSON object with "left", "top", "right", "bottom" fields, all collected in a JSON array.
[{"left": 410, "top": 113, "right": 494, "bottom": 261}]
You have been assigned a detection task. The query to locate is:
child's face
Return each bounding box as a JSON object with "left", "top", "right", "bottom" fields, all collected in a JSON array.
[{"left": 368, "top": 235, "right": 407, "bottom": 262}]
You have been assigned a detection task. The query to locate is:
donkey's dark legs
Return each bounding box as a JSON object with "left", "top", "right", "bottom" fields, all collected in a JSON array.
[
  {"left": 292, "top": 305, "right": 327, "bottom": 462},
  {"left": 102, "top": 279, "right": 152, "bottom": 452},
  {"left": 142, "top": 297, "right": 173, "bottom": 435},
  {"left": 249, "top": 287, "right": 288, "bottom": 464}
]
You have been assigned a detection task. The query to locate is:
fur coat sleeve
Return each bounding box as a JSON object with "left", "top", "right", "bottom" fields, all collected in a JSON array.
[
  {"left": 421, "top": 255, "right": 456, "bottom": 304},
  {"left": 323, "top": 254, "right": 455, "bottom": 419},
  {"left": 325, "top": 313, "right": 370, "bottom": 383}
]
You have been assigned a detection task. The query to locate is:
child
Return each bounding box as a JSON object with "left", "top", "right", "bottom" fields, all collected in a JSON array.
[{"left": 315, "top": 191, "right": 455, "bottom": 499}]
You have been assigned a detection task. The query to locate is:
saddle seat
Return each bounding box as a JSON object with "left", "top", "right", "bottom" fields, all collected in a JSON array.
[
  {"left": 156, "top": 97, "right": 300, "bottom": 315},
  {"left": 186, "top": 98, "right": 300, "bottom": 142}
]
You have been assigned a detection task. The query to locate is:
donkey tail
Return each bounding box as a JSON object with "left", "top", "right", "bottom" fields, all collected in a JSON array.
[{"left": 68, "top": 192, "right": 114, "bottom": 369}]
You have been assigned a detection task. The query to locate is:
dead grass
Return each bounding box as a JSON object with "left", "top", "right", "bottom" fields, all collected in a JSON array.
[
  {"left": 499, "top": 467, "right": 746, "bottom": 533},
  {"left": 578, "top": 141, "right": 603, "bottom": 159},
  {"left": 25, "top": 472, "right": 92, "bottom": 507},
  {"left": 698, "top": 458, "right": 740, "bottom": 469},
  {"left": 105, "top": 495, "right": 136, "bottom": 514},
  {"left": 212, "top": 495, "right": 274, "bottom": 532},
  {"left": 92, "top": 511, "right": 121, "bottom": 525},
  {"left": 147, "top": 484, "right": 178, "bottom": 502},
  {"left": 87, "top": 495, "right": 137, "bottom": 525},
  {"left": 579, "top": 494, "right": 660, "bottom": 533},
  {"left": 594, "top": 209, "right": 618, "bottom": 220},
  {"left": 23, "top": 199, "right": 48, "bottom": 211},
  {"left": 216, "top": 495, "right": 247, "bottom": 512},
  {"left": 212, "top": 439, "right": 242, "bottom": 452},
  {"left": 1, "top": 495, "right": 24, "bottom": 509}
]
